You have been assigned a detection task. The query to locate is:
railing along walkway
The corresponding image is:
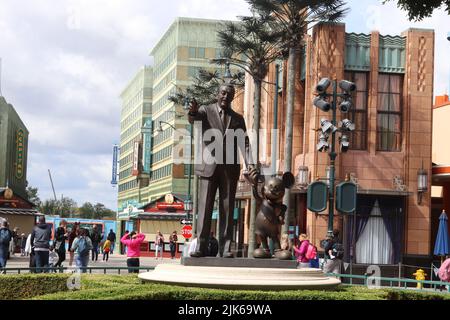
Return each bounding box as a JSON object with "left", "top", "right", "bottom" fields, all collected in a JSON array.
[
  {"left": 0, "top": 266, "right": 155, "bottom": 274},
  {"left": 327, "top": 273, "right": 450, "bottom": 293}
]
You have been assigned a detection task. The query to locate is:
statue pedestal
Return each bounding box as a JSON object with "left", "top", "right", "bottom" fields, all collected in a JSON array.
[
  {"left": 139, "top": 262, "right": 341, "bottom": 290},
  {"left": 181, "top": 257, "right": 298, "bottom": 269}
]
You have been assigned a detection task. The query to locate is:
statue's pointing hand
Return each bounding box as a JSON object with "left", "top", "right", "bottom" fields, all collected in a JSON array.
[{"left": 247, "top": 165, "right": 259, "bottom": 186}]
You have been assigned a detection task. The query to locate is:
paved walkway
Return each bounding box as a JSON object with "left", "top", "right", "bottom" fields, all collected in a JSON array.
[{"left": 3, "top": 253, "right": 181, "bottom": 274}]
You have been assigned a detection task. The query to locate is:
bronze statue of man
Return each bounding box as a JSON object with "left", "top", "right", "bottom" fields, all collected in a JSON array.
[{"left": 188, "top": 84, "right": 255, "bottom": 258}]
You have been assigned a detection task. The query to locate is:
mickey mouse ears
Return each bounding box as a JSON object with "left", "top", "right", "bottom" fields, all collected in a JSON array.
[{"left": 282, "top": 172, "right": 295, "bottom": 189}]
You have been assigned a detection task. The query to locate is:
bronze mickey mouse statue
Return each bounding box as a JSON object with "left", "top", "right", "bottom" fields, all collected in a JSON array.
[{"left": 246, "top": 166, "right": 295, "bottom": 260}]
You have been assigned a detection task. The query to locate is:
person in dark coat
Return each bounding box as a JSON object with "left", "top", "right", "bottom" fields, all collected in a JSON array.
[
  {"left": 54, "top": 220, "right": 68, "bottom": 270},
  {"left": 30, "top": 216, "right": 52, "bottom": 273},
  {"left": 90, "top": 225, "right": 102, "bottom": 262},
  {"left": 0, "top": 221, "right": 12, "bottom": 272},
  {"left": 207, "top": 232, "right": 219, "bottom": 257},
  {"left": 107, "top": 229, "right": 116, "bottom": 254}
]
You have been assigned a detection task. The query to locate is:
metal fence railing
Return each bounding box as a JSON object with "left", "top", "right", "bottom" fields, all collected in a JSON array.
[
  {"left": 0, "top": 266, "right": 155, "bottom": 274},
  {"left": 327, "top": 273, "right": 450, "bottom": 293}
]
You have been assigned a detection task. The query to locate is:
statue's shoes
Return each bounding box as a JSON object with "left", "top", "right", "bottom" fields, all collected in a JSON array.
[
  {"left": 190, "top": 251, "right": 205, "bottom": 258},
  {"left": 223, "top": 252, "right": 234, "bottom": 258}
]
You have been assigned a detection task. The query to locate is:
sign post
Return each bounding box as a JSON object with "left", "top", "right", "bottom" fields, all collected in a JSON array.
[{"left": 181, "top": 225, "right": 192, "bottom": 240}]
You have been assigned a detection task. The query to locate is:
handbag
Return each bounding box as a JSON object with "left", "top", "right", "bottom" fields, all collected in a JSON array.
[{"left": 55, "top": 241, "right": 62, "bottom": 251}]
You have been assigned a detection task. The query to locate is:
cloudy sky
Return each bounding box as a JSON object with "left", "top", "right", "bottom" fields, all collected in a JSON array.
[{"left": 0, "top": 0, "right": 449, "bottom": 211}]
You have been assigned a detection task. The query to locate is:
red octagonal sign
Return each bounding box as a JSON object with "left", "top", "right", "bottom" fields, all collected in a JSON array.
[{"left": 181, "top": 225, "right": 193, "bottom": 239}]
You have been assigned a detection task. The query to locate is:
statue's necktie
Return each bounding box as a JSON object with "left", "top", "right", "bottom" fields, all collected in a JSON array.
[{"left": 220, "top": 109, "right": 226, "bottom": 128}]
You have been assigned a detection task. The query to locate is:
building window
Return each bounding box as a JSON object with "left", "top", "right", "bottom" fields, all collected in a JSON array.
[
  {"left": 377, "top": 74, "right": 403, "bottom": 152},
  {"left": 198, "top": 47, "right": 205, "bottom": 58},
  {"left": 188, "top": 47, "right": 206, "bottom": 59},
  {"left": 189, "top": 47, "right": 196, "bottom": 58},
  {"left": 344, "top": 72, "right": 368, "bottom": 150},
  {"left": 343, "top": 196, "right": 404, "bottom": 265}
]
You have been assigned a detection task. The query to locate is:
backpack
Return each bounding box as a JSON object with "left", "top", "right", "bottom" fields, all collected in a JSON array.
[
  {"left": 0, "top": 229, "right": 11, "bottom": 245},
  {"left": 305, "top": 243, "right": 317, "bottom": 260},
  {"left": 78, "top": 237, "right": 89, "bottom": 257},
  {"left": 438, "top": 259, "right": 450, "bottom": 282},
  {"left": 332, "top": 243, "right": 345, "bottom": 260}
]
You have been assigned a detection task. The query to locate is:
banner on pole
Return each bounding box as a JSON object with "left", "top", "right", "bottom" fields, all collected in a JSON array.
[{"left": 111, "top": 144, "right": 119, "bottom": 185}]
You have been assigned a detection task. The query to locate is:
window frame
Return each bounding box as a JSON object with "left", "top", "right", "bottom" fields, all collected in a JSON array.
[
  {"left": 376, "top": 73, "right": 403, "bottom": 152},
  {"left": 344, "top": 71, "right": 369, "bottom": 151}
]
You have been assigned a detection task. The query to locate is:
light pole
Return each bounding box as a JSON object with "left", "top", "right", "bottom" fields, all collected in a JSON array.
[
  {"left": 157, "top": 119, "right": 193, "bottom": 221},
  {"left": 312, "top": 78, "right": 356, "bottom": 237}
]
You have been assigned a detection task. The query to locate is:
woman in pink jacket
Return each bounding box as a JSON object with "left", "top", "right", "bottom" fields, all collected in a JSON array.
[
  {"left": 293, "top": 234, "right": 310, "bottom": 268},
  {"left": 120, "top": 231, "right": 145, "bottom": 273}
]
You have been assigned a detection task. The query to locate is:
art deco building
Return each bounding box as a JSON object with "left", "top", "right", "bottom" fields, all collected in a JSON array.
[{"left": 240, "top": 23, "right": 435, "bottom": 270}]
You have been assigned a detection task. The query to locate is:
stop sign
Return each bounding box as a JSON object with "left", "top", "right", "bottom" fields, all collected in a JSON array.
[{"left": 181, "top": 225, "right": 193, "bottom": 239}]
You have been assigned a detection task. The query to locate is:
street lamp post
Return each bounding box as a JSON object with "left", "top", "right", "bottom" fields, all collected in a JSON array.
[
  {"left": 312, "top": 78, "right": 356, "bottom": 237},
  {"left": 157, "top": 119, "right": 194, "bottom": 222}
]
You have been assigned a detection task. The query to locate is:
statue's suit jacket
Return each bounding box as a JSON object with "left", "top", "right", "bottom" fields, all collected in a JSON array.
[{"left": 189, "top": 103, "right": 252, "bottom": 177}]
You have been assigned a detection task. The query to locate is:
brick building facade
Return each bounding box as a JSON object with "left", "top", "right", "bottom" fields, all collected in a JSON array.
[{"left": 239, "top": 23, "right": 435, "bottom": 267}]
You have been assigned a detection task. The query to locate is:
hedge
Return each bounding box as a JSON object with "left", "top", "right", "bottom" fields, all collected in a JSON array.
[
  {"left": 34, "top": 276, "right": 450, "bottom": 300},
  {"left": 0, "top": 274, "right": 70, "bottom": 300},
  {"left": 1, "top": 274, "right": 449, "bottom": 300}
]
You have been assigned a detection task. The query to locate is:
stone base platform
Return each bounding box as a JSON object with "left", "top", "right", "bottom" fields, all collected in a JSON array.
[
  {"left": 181, "top": 257, "right": 298, "bottom": 268},
  {"left": 139, "top": 264, "right": 341, "bottom": 290}
]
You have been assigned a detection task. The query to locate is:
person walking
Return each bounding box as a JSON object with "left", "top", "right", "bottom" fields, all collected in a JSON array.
[
  {"left": 293, "top": 234, "right": 311, "bottom": 268},
  {"left": 107, "top": 229, "right": 116, "bottom": 254},
  {"left": 10, "top": 227, "right": 19, "bottom": 256},
  {"left": 30, "top": 216, "right": 52, "bottom": 273},
  {"left": 68, "top": 222, "right": 79, "bottom": 267},
  {"left": 102, "top": 239, "right": 111, "bottom": 262},
  {"left": 19, "top": 233, "right": 27, "bottom": 256},
  {"left": 54, "top": 219, "right": 68, "bottom": 270},
  {"left": 0, "top": 221, "right": 12, "bottom": 273},
  {"left": 25, "top": 233, "right": 36, "bottom": 272},
  {"left": 90, "top": 225, "right": 101, "bottom": 262},
  {"left": 323, "top": 229, "right": 344, "bottom": 275},
  {"left": 120, "top": 231, "right": 145, "bottom": 273},
  {"left": 207, "top": 232, "right": 219, "bottom": 257},
  {"left": 71, "top": 228, "right": 93, "bottom": 273},
  {"left": 155, "top": 231, "right": 164, "bottom": 260},
  {"left": 48, "top": 246, "right": 59, "bottom": 273},
  {"left": 169, "top": 231, "right": 178, "bottom": 259}
]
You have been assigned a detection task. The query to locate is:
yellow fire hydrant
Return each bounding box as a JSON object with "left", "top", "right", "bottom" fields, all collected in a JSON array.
[{"left": 413, "top": 269, "right": 427, "bottom": 289}]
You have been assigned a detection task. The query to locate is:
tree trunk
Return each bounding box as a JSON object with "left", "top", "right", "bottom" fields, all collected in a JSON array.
[
  {"left": 248, "top": 79, "right": 262, "bottom": 257},
  {"left": 282, "top": 47, "right": 297, "bottom": 235}
]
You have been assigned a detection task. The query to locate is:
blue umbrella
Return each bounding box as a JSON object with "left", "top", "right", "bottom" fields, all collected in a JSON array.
[{"left": 434, "top": 210, "right": 450, "bottom": 260}]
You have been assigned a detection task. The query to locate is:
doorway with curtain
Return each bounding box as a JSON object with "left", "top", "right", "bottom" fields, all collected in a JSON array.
[{"left": 344, "top": 195, "right": 405, "bottom": 265}]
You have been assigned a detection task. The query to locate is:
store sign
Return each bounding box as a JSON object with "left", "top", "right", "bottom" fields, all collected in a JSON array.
[
  {"left": 156, "top": 202, "right": 184, "bottom": 210},
  {"left": 15, "top": 129, "right": 24, "bottom": 179},
  {"left": 132, "top": 141, "right": 140, "bottom": 176},
  {"left": 111, "top": 145, "right": 119, "bottom": 185},
  {"left": 142, "top": 119, "right": 152, "bottom": 174}
]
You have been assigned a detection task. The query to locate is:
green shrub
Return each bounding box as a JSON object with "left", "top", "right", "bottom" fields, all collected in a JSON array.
[
  {"left": 385, "top": 288, "right": 450, "bottom": 300},
  {"left": 0, "top": 274, "right": 70, "bottom": 300},
  {"left": 2, "top": 273, "right": 448, "bottom": 301}
]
